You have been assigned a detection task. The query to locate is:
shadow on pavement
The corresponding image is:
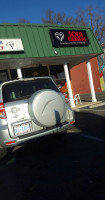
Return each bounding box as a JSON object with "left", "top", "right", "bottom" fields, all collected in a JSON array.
[
  {"left": 0, "top": 111, "right": 105, "bottom": 200},
  {"left": 74, "top": 111, "right": 105, "bottom": 139}
]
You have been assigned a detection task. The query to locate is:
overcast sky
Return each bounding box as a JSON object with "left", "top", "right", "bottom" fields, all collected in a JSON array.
[{"left": 1, "top": 0, "right": 105, "bottom": 24}]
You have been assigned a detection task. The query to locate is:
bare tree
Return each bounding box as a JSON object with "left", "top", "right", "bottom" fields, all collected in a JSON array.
[
  {"left": 76, "top": 6, "right": 105, "bottom": 42},
  {"left": 42, "top": 9, "right": 74, "bottom": 25},
  {"left": 18, "top": 18, "right": 30, "bottom": 24},
  {"left": 42, "top": 9, "right": 56, "bottom": 24},
  {"left": 42, "top": 7, "right": 105, "bottom": 43}
]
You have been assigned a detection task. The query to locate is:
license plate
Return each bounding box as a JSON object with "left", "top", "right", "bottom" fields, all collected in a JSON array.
[{"left": 14, "top": 123, "right": 31, "bottom": 136}]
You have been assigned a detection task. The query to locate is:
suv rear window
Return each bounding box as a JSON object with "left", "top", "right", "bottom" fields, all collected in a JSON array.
[{"left": 2, "top": 78, "right": 59, "bottom": 103}]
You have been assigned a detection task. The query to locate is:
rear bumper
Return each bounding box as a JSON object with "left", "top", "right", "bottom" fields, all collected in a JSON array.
[{"left": 0, "top": 120, "right": 74, "bottom": 148}]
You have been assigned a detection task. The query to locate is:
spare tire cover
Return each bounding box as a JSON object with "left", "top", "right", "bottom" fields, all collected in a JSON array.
[{"left": 28, "top": 89, "right": 65, "bottom": 127}]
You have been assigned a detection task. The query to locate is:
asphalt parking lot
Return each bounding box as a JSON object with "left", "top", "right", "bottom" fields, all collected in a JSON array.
[{"left": 0, "top": 105, "right": 105, "bottom": 200}]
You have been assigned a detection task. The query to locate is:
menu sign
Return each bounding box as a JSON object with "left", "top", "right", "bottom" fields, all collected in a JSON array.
[{"left": 49, "top": 29, "right": 89, "bottom": 47}]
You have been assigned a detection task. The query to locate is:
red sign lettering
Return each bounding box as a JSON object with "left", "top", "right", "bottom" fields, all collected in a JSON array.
[
  {"left": 68, "top": 31, "right": 87, "bottom": 42},
  {"left": 0, "top": 46, "right": 4, "bottom": 51}
]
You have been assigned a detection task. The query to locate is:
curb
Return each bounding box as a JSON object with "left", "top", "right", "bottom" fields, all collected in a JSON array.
[
  {"left": 89, "top": 102, "right": 105, "bottom": 108},
  {"left": 72, "top": 101, "right": 105, "bottom": 111}
]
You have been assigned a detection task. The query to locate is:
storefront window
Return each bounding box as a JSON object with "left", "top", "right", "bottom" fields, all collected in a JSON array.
[
  {"left": 0, "top": 70, "right": 8, "bottom": 82},
  {"left": 8, "top": 65, "right": 67, "bottom": 93},
  {"left": 22, "top": 66, "right": 48, "bottom": 78},
  {"left": 49, "top": 65, "right": 66, "bottom": 89},
  {"left": 10, "top": 69, "right": 18, "bottom": 80}
]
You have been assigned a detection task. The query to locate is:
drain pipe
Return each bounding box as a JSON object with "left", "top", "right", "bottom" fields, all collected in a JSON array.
[{"left": 64, "top": 64, "right": 75, "bottom": 108}]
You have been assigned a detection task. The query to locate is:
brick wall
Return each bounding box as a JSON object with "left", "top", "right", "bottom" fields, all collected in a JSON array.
[{"left": 70, "top": 57, "right": 102, "bottom": 94}]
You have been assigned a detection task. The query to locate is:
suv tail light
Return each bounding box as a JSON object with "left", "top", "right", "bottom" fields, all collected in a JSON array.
[
  {"left": 70, "top": 120, "right": 75, "bottom": 125},
  {"left": 0, "top": 103, "right": 7, "bottom": 119},
  {"left": 63, "top": 93, "right": 69, "bottom": 104}
]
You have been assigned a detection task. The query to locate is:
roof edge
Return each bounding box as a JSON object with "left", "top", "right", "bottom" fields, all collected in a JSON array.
[{"left": 0, "top": 23, "right": 91, "bottom": 29}]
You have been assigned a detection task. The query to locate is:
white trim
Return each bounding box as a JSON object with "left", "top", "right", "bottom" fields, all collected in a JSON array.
[
  {"left": 64, "top": 64, "right": 75, "bottom": 107},
  {"left": 86, "top": 60, "right": 97, "bottom": 102},
  {"left": 17, "top": 68, "right": 22, "bottom": 79}
]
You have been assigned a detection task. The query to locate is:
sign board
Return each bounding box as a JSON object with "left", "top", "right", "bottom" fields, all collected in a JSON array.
[
  {"left": 0, "top": 39, "right": 24, "bottom": 52},
  {"left": 49, "top": 29, "right": 89, "bottom": 47}
]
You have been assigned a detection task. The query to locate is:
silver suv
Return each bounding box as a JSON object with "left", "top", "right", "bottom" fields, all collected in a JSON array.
[{"left": 0, "top": 77, "right": 74, "bottom": 148}]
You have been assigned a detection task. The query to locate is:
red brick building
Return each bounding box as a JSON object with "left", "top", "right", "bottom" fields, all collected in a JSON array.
[{"left": 70, "top": 57, "right": 102, "bottom": 94}]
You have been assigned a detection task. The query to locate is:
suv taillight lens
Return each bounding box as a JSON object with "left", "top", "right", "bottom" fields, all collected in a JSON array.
[
  {"left": 63, "top": 93, "right": 68, "bottom": 104},
  {"left": 0, "top": 103, "right": 7, "bottom": 119}
]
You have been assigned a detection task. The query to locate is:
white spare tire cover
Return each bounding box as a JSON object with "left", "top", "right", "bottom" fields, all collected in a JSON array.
[{"left": 28, "top": 89, "right": 65, "bottom": 127}]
